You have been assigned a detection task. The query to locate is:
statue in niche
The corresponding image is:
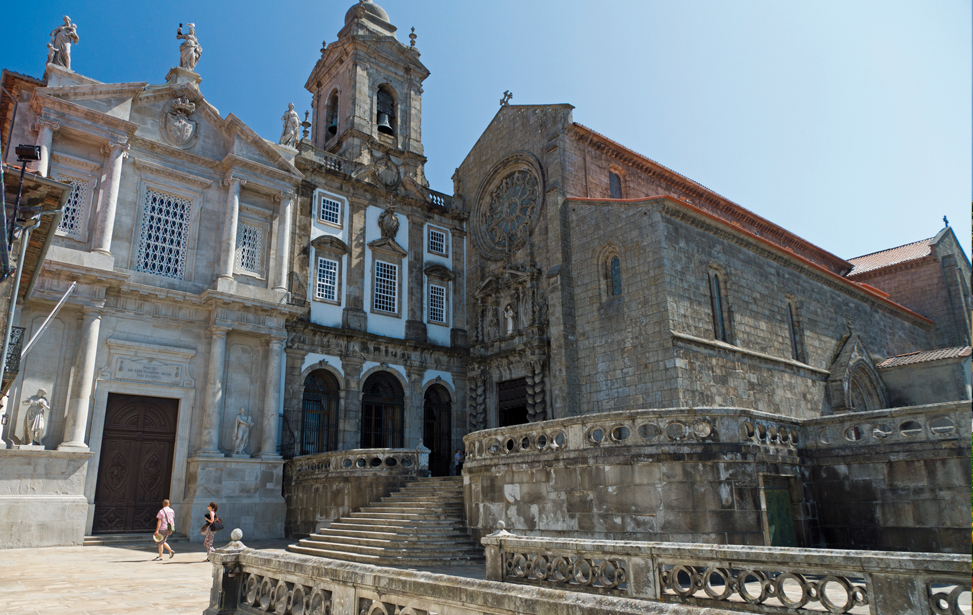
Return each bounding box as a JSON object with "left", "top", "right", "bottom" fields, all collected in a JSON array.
[
  {"left": 48, "top": 16, "right": 79, "bottom": 70},
  {"left": 176, "top": 23, "right": 202, "bottom": 70},
  {"left": 279, "top": 103, "right": 301, "bottom": 147},
  {"left": 22, "top": 389, "right": 50, "bottom": 445},
  {"left": 484, "top": 306, "right": 498, "bottom": 341},
  {"left": 503, "top": 304, "right": 516, "bottom": 335},
  {"left": 233, "top": 408, "right": 254, "bottom": 455}
]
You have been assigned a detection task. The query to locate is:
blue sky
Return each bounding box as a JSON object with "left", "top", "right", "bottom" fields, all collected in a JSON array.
[{"left": 3, "top": 1, "right": 969, "bottom": 261}]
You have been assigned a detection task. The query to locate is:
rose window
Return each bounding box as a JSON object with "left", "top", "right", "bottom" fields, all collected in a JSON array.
[{"left": 484, "top": 170, "right": 538, "bottom": 251}]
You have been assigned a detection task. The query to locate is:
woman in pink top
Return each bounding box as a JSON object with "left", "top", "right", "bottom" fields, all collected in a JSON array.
[{"left": 153, "top": 499, "right": 176, "bottom": 561}]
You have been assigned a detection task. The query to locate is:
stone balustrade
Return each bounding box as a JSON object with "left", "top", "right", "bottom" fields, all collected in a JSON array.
[
  {"left": 299, "top": 146, "right": 361, "bottom": 175},
  {"left": 481, "top": 532, "right": 971, "bottom": 615},
  {"left": 287, "top": 447, "right": 427, "bottom": 481},
  {"left": 426, "top": 188, "right": 452, "bottom": 209}
]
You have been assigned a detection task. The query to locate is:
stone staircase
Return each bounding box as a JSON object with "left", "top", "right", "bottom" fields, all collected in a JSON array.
[
  {"left": 288, "top": 476, "right": 484, "bottom": 566},
  {"left": 84, "top": 532, "right": 189, "bottom": 547}
]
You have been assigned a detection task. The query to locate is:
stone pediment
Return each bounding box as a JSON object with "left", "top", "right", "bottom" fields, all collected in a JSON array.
[
  {"left": 423, "top": 263, "right": 454, "bottom": 281},
  {"left": 826, "top": 331, "right": 888, "bottom": 412},
  {"left": 474, "top": 266, "right": 536, "bottom": 298},
  {"left": 311, "top": 235, "right": 350, "bottom": 255},
  {"left": 367, "top": 237, "right": 407, "bottom": 260}
]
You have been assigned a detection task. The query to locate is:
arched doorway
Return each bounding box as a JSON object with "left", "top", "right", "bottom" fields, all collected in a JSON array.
[
  {"left": 361, "top": 372, "right": 404, "bottom": 448},
  {"left": 849, "top": 365, "right": 882, "bottom": 411},
  {"left": 423, "top": 385, "right": 452, "bottom": 477},
  {"left": 301, "top": 370, "right": 339, "bottom": 455}
]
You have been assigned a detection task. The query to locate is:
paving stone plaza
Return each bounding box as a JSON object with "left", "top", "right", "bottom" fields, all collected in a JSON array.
[{"left": 0, "top": 2, "right": 970, "bottom": 614}]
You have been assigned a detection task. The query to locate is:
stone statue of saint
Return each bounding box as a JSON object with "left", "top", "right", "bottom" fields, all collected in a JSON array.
[
  {"left": 48, "top": 16, "right": 79, "bottom": 70},
  {"left": 233, "top": 408, "right": 254, "bottom": 455},
  {"left": 22, "top": 388, "right": 50, "bottom": 445},
  {"left": 504, "top": 304, "right": 516, "bottom": 335},
  {"left": 176, "top": 23, "right": 202, "bottom": 71},
  {"left": 279, "top": 103, "right": 301, "bottom": 147}
]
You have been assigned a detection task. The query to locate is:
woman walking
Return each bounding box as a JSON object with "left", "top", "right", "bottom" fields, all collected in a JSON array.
[
  {"left": 153, "top": 499, "right": 175, "bottom": 561},
  {"left": 201, "top": 502, "right": 218, "bottom": 561}
]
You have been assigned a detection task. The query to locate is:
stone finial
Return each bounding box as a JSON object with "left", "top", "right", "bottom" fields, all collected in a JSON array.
[
  {"left": 500, "top": 90, "right": 513, "bottom": 107},
  {"left": 217, "top": 528, "right": 249, "bottom": 553},
  {"left": 487, "top": 520, "right": 513, "bottom": 537},
  {"left": 943, "top": 215, "right": 949, "bottom": 227},
  {"left": 409, "top": 27, "right": 417, "bottom": 49},
  {"left": 320, "top": 39, "right": 327, "bottom": 55},
  {"left": 301, "top": 111, "right": 311, "bottom": 140}
]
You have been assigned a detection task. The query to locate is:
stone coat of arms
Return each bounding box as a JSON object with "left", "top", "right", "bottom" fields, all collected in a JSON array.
[{"left": 161, "top": 97, "right": 197, "bottom": 148}]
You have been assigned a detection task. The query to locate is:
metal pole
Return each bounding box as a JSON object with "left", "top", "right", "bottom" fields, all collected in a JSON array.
[
  {"left": 20, "top": 280, "right": 76, "bottom": 360},
  {"left": 7, "top": 161, "right": 27, "bottom": 249}
]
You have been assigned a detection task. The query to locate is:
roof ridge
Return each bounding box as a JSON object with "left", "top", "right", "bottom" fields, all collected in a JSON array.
[{"left": 847, "top": 236, "right": 935, "bottom": 262}]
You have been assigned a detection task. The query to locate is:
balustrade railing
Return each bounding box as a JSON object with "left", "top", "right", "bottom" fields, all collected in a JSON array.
[
  {"left": 482, "top": 533, "right": 971, "bottom": 615},
  {"left": 287, "top": 447, "right": 427, "bottom": 482}
]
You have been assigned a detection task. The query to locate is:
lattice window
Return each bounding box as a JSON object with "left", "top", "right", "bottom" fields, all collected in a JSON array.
[
  {"left": 373, "top": 260, "right": 398, "bottom": 314},
  {"left": 235, "top": 222, "right": 263, "bottom": 275},
  {"left": 55, "top": 175, "right": 89, "bottom": 237},
  {"left": 428, "top": 228, "right": 447, "bottom": 256},
  {"left": 429, "top": 284, "right": 447, "bottom": 323},
  {"left": 135, "top": 188, "right": 192, "bottom": 279},
  {"left": 609, "top": 171, "right": 623, "bottom": 199},
  {"left": 316, "top": 257, "right": 339, "bottom": 302},
  {"left": 319, "top": 196, "right": 341, "bottom": 226}
]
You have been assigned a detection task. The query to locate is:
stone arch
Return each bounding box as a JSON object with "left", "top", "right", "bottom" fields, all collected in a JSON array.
[
  {"left": 597, "top": 242, "right": 623, "bottom": 301},
  {"left": 826, "top": 332, "right": 888, "bottom": 413},
  {"left": 375, "top": 83, "right": 397, "bottom": 135},
  {"left": 359, "top": 369, "right": 406, "bottom": 448},
  {"left": 848, "top": 360, "right": 886, "bottom": 411},
  {"left": 422, "top": 383, "right": 453, "bottom": 476},
  {"left": 299, "top": 369, "right": 341, "bottom": 455}
]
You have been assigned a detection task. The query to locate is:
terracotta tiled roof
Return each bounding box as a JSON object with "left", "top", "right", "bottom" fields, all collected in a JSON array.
[
  {"left": 847, "top": 238, "right": 934, "bottom": 276},
  {"left": 877, "top": 346, "right": 972, "bottom": 369}
]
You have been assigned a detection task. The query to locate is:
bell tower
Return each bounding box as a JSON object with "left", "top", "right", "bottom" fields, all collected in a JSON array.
[{"left": 305, "top": 0, "right": 430, "bottom": 184}]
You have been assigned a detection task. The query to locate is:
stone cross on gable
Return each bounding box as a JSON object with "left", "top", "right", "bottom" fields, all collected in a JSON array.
[{"left": 500, "top": 90, "right": 513, "bottom": 107}]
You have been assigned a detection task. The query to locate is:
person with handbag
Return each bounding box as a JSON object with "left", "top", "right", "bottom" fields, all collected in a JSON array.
[
  {"left": 152, "top": 499, "right": 176, "bottom": 561},
  {"left": 201, "top": 502, "right": 222, "bottom": 560}
]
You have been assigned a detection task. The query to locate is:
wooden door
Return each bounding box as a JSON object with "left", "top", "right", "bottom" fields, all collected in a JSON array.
[
  {"left": 93, "top": 394, "right": 178, "bottom": 534},
  {"left": 497, "top": 378, "right": 528, "bottom": 427}
]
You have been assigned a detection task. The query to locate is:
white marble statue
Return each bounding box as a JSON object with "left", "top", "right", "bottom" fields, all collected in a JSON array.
[
  {"left": 503, "top": 304, "right": 516, "bottom": 335},
  {"left": 22, "top": 388, "right": 50, "bottom": 445},
  {"left": 176, "top": 23, "right": 202, "bottom": 70},
  {"left": 279, "top": 103, "right": 301, "bottom": 147},
  {"left": 48, "top": 16, "right": 79, "bottom": 70},
  {"left": 233, "top": 408, "right": 254, "bottom": 455}
]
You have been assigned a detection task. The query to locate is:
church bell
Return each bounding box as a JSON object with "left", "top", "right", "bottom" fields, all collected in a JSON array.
[
  {"left": 377, "top": 112, "right": 394, "bottom": 135},
  {"left": 328, "top": 115, "right": 337, "bottom": 135}
]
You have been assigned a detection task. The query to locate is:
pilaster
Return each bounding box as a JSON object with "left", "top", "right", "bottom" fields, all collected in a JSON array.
[
  {"left": 91, "top": 140, "right": 130, "bottom": 256},
  {"left": 342, "top": 199, "right": 368, "bottom": 331},
  {"left": 197, "top": 324, "right": 230, "bottom": 457},
  {"left": 259, "top": 336, "right": 285, "bottom": 459},
  {"left": 58, "top": 306, "right": 104, "bottom": 451}
]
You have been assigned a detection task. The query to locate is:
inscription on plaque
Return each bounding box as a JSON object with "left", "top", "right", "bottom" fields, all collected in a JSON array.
[{"left": 115, "top": 357, "right": 181, "bottom": 384}]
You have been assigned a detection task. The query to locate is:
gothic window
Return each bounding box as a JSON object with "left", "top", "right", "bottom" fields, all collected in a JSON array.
[
  {"left": 135, "top": 188, "right": 192, "bottom": 280},
  {"left": 609, "top": 171, "right": 623, "bottom": 199},
  {"left": 376, "top": 86, "right": 396, "bottom": 136},
  {"left": 428, "top": 226, "right": 448, "bottom": 256},
  {"left": 301, "top": 370, "right": 339, "bottom": 455},
  {"left": 235, "top": 221, "right": 264, "bottom": 276},
  {"left": 54, "top": 173, "right": 92, "bottom": 239},
  {"left": 315, "top": 257, "right": 339, "bottom": 303},
  {"left": 428, "top": 284, "right": 447, "bottom": 324},
  {"left": 319, "top": 195, "right": 342, "bottom": 227},
  {"left": 373, "top": 260, "right": 399, "bottom": 314},
  {"left": 709, "top": 269, "right": 730, "bottom": 342},
  {"left": 361, "top": 372, "right": 404, "bottom": 448},
  {"left": 610, "top": 256, "right": 622, "bottom": 296},
  {"left": 787, "top": 299, "right": 805, "bottom": 362}
]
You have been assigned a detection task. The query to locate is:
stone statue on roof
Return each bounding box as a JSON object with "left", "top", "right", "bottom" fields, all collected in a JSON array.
[
  {"left": 279, "top": 103, "right": 301, "bottom": 148},
  {"left": 176, "top": 23, "right": 202, "bottom": 71},
  {"left": 48, "top": 16, "right": 79, "bottom": 70}
]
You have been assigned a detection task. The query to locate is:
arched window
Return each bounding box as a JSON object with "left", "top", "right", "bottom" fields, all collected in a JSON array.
[
  {"left": 326, "top": 90, "right": 339, "bottom": 137},
  {"left": 786, "top": 299, "right": 805, "bottom": 362},
  {"left": 301, "top": 370, "right": 339, "bottom": 455},
  {"left": 376, "top": 86, "right": 396, "bottom": 136},
  {"left": 709, "top": 269, "right": 729, "bottom": 342},
  {"left": 361, "top": 372, "right": 404, "bottom": 448},
  {"left": 609, "top": 171, "right": 623, "bottom": 199},
  {"left": 423, "top": 385, "right": 452, "bottom": 477},
  {"left": 610, "top": 255, "right": 622, "bottom": 296},
  {"left": 849, "top": 365, "right": 882, "bottom": 411}
]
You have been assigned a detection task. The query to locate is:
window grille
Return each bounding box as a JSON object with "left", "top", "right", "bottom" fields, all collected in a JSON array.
[
  {"left": 235, "top": 222, "right": 263, "bottom": 274},
  {"left": 429, "top": 284, "right": 447, "bottom": 323},
  {"left": 609, "top": 171, "right": 623, "bottom": 199},
  {"left": 55, "top": 175, "right": 89, "bottom": 237},
  {"left": 373, "top": 260, "right": 398, "bottom": 313},
  {"left": 135, "top": 188, "right": 192, "bottom": 279},
  {"left": 320, "top": 196, "right": 341, "bottom": 226},
  {"left": 428, "top": 228, "right": 447, "bottom": 255},
  {"left": 610, "top": 256, "right": 622, "bottom": 295},
  {"left": 316, "top": 257, "right": 339, "bottom": 302}
]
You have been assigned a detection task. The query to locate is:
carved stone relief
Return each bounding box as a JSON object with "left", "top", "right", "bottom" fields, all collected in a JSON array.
[{"left": 161, "top": 97, "right": 198, "bottom": 149}]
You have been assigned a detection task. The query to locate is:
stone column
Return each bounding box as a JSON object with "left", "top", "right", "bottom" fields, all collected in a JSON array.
[
  {"left": 450, "top": 229, "right": 468, "bottom": 348},
  {"left": 197, "top": 324, "right": 230, "bottom": 457},
  {"left": 58, "top": 307, "right": 104, "bottom": 451},
  {"left": 218, "top": 176, "right": 245, "bottom": 280},
  {"left": 259, "top": 336, "right": 285, "bottom": 459},
  {"left": 32, "top": 119, "right": 59, "bottom": 178},
  {"left": 282, "top": 347, "right": 306, "bottom": 458},
  {"left": 342, "top": 199, "right": 367, "bottom": 331},
  {"left": 405, "top": 365, "right": 424, "bottom": 448},
  {"left": 405, "top": 213, "right": 427, "bottom": 343},
  {"left": 91, "top": 141, "right": 130, "bottom": 256},
  {"left": 340, "top": 357, "right": 364, "bottom": 449},
  {"left": 273, "top": 191, "right": 295, "bottom": 291}
]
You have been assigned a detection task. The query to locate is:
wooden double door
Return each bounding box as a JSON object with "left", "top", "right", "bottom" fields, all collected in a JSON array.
[{"left": 93, "top": 394, "right": 178, "bottom": 534}]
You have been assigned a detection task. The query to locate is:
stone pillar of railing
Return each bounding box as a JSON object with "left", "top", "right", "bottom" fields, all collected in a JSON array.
[
  {"left": 482, "top": 523, "right": 513, "bottom": 582},
  {"left": 91, "top": 140, "right": 130, "bottom": 256},
  {"left": 58, "top": 306, "right": 104, "bottom": 450},
  {"left": 197, "top": 324, "right": 230, "bottom": 457},
  {"left": 259, "top": 336, "right": 285, "bottom": 458},
  {"left": 273, "top": 190, "right": 294, "bottom": 291},
  {"left": 218, "top": 176, "right": 245, "bottom": 280},
  {"left": 32, "top": 118, "right": 59, "bottom": 177}
]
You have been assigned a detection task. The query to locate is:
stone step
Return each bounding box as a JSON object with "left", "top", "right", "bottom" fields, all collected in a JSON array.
[
  {"left": 83, "top": 532, "right": 189, "bottom": 547},
  {"left": 287, "top": 544, "right": 484, "bottom": 567},
  {"left": 302, "top": 533, "right": 474, "bottom": 551},
  {"left": 367, "top": 503, "right": 464, "bottom": 512},
  {"left": 345, "top": 511, "right": 464, "bottom": 522},
  {"left": 332, "top": 517, "right": 465, "bottom": 530},
  {"left": 318, "top": 527, "right": 476, "bottom": 541},
  {"left": 296, "top": 538, "right": 483, "bottom": 559}
]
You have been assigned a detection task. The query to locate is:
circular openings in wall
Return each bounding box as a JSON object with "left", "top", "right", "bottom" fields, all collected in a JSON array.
[
  {"left": 587, "top": 426, "right": 606, "bottom": 445},
  {"left": 535, "top": 434, "right": 548, "bottom": 450},
  {"left": 766, "top": 426, "right": 778, "bottom": 443},
  {"left": 342, "top": 458, "right": 353, "bottom": 469},
  {"left": 323, "top": 460, "right": 331, "bottom": 470},
  {"left": 369, "top": 457, "right": 383, "bottom": 468},
  {"left": 504, "top": 438, "right": 515, "bottom": 453},
  {"left": 756, "top": 424, "right": 768, "bottom": 442},
  {"left": 818, "top": 429, "right": 835, "bottom": 445},
  {"left": 692, "top": 421, "right": 713, "bottom": 439},
  {"left": 899, "top": 420, "right": 923, "bottom": 437},
  {"left": 638, "top": 423, "right": 661, "bottom": 441},
  {"left": 789, "top": 430, "right": 799, "bottom": 445},
  {"left": 385, "top": 457, "right": 397, "bottom": 467},
  {"left": 778, "top": 429, "right": 789, "bottom": 444},
  {"left": 356, "top": 458, "right": 367, "bottom": 468},
  {"left": 521, "top": 436, "right": 531, "bottom": 451},
  {"left": 610, "top": 425, "right": 631, "bottom": 442},
  {"left": 553, "top": 432, "right": 566, "bottom": 448},
  {"left": 488, "top": 439, "right": 501, "bottom": 455},
  {"left": 844, "top": 426, "right": 863, "bottom": 442},
  {"left": 401, "top": 456, "right": 413, "bottom": 467},
  {"left": 929, "top": 416, "right": 955, "bottom": 436},
  {"left": 742, "top": 421, "right": 756, "bottom": 440},
  {"left": 872, "top": 424, "right": 892, "bottom": 439},
  {"left": 665, "top": 421, "right": 687, "bottom": 441}
]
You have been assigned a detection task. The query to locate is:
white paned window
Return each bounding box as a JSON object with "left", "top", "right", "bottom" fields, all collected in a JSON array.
[
  {"left": 316, "top": 257, "right": 339, "bottom": 302},
  {"left": 428, "top": 228, "right": 447, "bottom": 256},
  {"left": 429, "top": 284, "right": 447, "bottom": 324},
  {"left": 319, "top": 196, "right": 342, "bottom": 226},
  {"left": 135, "top": 188, "right": 192, "bottom": 279},
  {"left": 235, "top": 222, "right": 263, "bottom": 275},
  {"left": 55, "top": 175, "right": 89, "bottom": 237},
  {"left": 373, "top": 260, "right": 398, "bottom": 314}
]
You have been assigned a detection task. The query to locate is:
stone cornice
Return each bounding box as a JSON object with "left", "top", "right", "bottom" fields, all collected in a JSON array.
[
  {"left": 218, "top": 154, "right": 303, "bottom": 189},
  {"left": 670, "top": 330, "right": 830, "bottom": 379},
  {"left": 31, "top": 94, "right": 137, "bottom": 140},
  {"left": 286, "top": 319, "right": 469, "bottom": 362},
  {"left": 131, "top": 157, "right": 214, "bottom": 188},
  {"left": 38, "top": 81, "right": 148, "bottom": 101},
  {"left": 311, "top": 235, "right": 350, "bottom": 254},
  {"left": 130, "top": 135, "right": 218, "bottom": 170}
]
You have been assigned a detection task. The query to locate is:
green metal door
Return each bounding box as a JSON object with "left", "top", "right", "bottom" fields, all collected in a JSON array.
[{"left": 765, "top": 488, "right": 798, "bottom": 547}]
